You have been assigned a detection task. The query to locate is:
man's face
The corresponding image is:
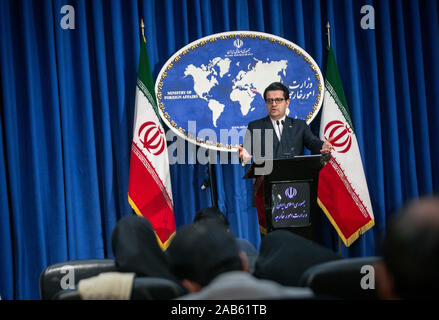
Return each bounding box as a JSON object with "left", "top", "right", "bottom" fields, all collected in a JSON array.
[{"left": 265, "top": 90, "right": 289, "bottom": 120}]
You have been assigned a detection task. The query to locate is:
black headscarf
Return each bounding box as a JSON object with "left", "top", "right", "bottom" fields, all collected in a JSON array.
[
  {"left": 167, "top": 222, "right": 243, "bottom": 287},
  {"left": 111, "top": 215, "right": 179, "bottom": 283},
  {"left": 253, "top": 230, "right": 341, "bottom": 286}
]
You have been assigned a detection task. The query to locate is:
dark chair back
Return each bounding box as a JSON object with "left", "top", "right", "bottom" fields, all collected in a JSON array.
[
  {"left": 131, "top": 277, "right": 186, "bottom": 300},
  {"left": 54, "top": 276, "right": 187, "bottom": 300},
  {"left": 39, "top": 259, "right": 116, "bottom": 300},
  {"left": 298, "top": 256, "right": 382, "bottom": 299}
]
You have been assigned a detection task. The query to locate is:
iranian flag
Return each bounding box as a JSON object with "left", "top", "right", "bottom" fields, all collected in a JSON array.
[
  {"left": 318, "top": 47, "right": 374, "bottom": 247},
  {"left": 128, "top": 36, "right": 175, "bottom": 250}
]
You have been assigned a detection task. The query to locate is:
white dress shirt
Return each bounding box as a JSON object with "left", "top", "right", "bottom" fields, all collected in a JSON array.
[{"left": 270, "top": 115, "right": 286, "bottom": 142}]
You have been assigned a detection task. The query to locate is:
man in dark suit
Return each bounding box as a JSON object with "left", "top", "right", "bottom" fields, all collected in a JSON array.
[
  {"left": 239, "top": 82, "right": 333, "bottom": 162},
  {"left": 238, "top": 82, "right": 333, "bottom": 234}
]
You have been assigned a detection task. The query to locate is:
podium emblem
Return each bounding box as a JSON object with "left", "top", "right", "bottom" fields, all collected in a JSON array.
[{"left": 285, "top": 187, "right": 297, "bottom": 199}]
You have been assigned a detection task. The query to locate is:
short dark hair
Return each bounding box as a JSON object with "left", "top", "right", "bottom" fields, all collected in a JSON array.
[
  {"left": 382, "top": 197, "right": 439, "bottom": 299},
  {"left": 167, "top": 223, "right": 242, "bottom": 287},
  {"left": 193, "top": 206, "right": 229, "bottom": 229},
  {"left": 263, "top": 82, "right": 290, "bottom": 100}
]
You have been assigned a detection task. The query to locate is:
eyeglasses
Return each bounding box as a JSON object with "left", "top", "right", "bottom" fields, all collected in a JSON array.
[{"left": 265, "top": 98, "right": 286, "bottom": 104}]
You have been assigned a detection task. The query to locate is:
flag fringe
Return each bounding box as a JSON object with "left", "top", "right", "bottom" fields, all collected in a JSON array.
[
  {"left": 317, "top": 198, "right": 374, "bottom": 247},
  {"left": 128, "top": 195, "right": 175, "bottom": 251}
]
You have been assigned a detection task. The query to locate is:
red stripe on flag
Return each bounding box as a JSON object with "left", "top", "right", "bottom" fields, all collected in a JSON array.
[
  {"left": 318, "top": 159, "right": 373, "bottom": 246},
  {"left": 128, "top": 145, "right": 175, "bottom": 246},
  {"left": 131, "top": 143, "right": 173, "bottom": 209},
  {"left": 254, "top": 176, "right": 266, "bottom": 234}
]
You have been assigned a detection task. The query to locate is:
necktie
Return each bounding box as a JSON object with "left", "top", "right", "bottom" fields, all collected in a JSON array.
[{"left": 276, "top": 120, "right": 282, "bottom": 141}]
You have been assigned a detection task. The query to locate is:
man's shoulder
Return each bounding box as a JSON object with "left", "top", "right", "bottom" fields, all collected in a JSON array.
[
  {"left": 247, "top": 116, "right": 269, "bottom": 129},
  {"left": 247, "top": 116, "right": 308, "bottom": 129},
  {"left": 286, "top": 117, "right": 310, "bottom": 130},
  {"left": 287, "top": 117, "right": 306, "bottom": 125},
  {"left": 178, "top": 271, "right": 314, "bottom": 300}
]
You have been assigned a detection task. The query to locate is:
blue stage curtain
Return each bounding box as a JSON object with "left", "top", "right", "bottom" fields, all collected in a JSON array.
[{"left": 0, "top": 0, "right": 438, "bottom": 299}]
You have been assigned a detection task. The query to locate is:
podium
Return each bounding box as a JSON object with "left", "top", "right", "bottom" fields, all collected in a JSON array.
[{"left": 244, "top": 155, "right": 325, "bottom": 241}]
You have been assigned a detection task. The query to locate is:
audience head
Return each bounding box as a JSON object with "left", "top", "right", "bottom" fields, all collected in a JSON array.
[
  {"left": 253, "top": 230, "right": 340, "bottom": 287},
  {"left": 194, "top": 206, "right": 259, "bottom": 274},
  {"left": 111, "top": 215, "right": 179, "bottom": 282},
  {"left": 167, "top": 222, "right": 248, "bottom": 292},
  {"left": 193, "top": 206, "right": 230, "bottom": 229},
  {"left": 376, "top": 196, "right": 439, "bottom": 299}
]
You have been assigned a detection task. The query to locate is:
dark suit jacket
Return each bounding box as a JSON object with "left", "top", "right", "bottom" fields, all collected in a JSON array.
[{"left": 244, "top": 116, "right": 323, "bottom": 160}]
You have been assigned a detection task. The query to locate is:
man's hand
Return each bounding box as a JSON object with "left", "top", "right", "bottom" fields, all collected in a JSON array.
[
  {"left": 238, "top": 146, "right": 252, "bottom": 164},
  {"left": 320, "top": 139, "right": 334, "bottom": 154}
]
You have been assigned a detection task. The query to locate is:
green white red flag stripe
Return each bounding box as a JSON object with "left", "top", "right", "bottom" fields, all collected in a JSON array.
[
  {"left": 318, "top": 47, "right": 374, "bottom": 247},
  {"left": 128, "top": 36, "right": 175, "bottom": 250}
]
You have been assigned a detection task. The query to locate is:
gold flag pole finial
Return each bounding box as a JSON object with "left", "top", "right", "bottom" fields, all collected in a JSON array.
[
  {"left": 326, "top": 21, "right": 331, "bottom": 50},
  {"left": 141, "top": 18, "right": 146, "bottom": 42}
]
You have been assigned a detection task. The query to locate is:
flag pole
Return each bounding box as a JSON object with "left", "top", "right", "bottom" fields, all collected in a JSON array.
[{"left": 326, "top": 21, "right": 342, "bottom": 255}]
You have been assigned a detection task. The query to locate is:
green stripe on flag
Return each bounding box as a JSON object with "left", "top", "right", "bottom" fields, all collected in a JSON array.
[
  {"left": 325, "top": 47, "right": 354, "bottom": 131},
  {"left": 138, "top": 36, "right": 160, "bottom": 116}
]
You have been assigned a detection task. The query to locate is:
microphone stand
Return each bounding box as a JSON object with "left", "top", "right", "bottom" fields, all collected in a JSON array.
[{"left": 201, "top": 162, "right": 218, "bottom": 208}]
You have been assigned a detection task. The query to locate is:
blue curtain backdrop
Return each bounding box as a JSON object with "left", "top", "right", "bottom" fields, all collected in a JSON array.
[{"left": 0, "top": 0, "right": 438, "bottom": 299}]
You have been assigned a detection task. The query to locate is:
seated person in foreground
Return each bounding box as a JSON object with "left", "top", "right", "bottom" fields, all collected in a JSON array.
[
  {"left": 253, "top": 230, "right": 341, "bottom": 287},
  {"left": 193, "top": 206, "right": 259, "bottom": 273},
  {"left": 375, "top": 196, "right": 439, "bottom": 299},
  {"left": 167, "top": 222, "right": 314, "bottom": 300},
  {"left": 76, "top": 215, "right": 186, "bottom": 299},
  {"left": 111, "top": 215, "right": 181, "bottom": 283}
]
